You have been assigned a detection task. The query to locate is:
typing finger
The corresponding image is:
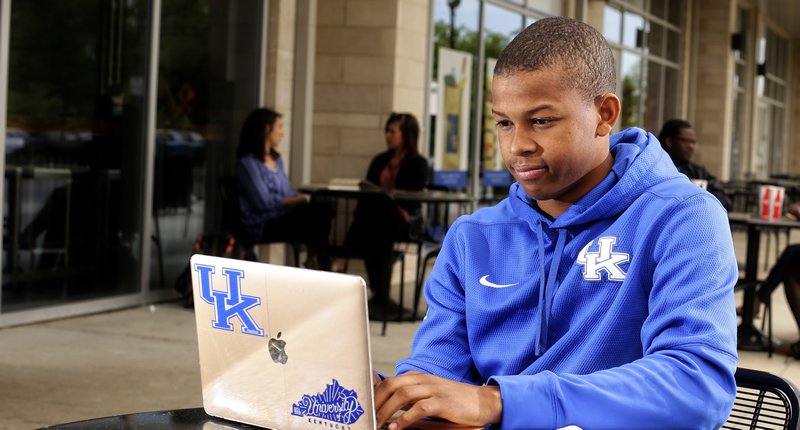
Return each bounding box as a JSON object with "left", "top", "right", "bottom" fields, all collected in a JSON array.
[
  {"left": 375, "top": 380, "right": 433, "bottom": 428},
  {"left": 373, "top": 372, "right": 423, "bottom": 412},
  {"left": 386, "top": 399, "right": 443, "bottom": 430}
]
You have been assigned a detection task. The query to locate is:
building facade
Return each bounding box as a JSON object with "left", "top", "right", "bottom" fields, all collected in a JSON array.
[{"left": 0, "top": 0, "right": 797, "bottom": 327}]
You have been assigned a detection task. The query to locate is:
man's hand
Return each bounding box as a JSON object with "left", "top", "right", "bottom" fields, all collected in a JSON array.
[{"left": 373, "top": 371, "right": 502, "bottom": 430}]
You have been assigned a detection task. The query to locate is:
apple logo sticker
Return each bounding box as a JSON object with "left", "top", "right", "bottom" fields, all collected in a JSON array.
[{"left": 269, "top": 332, "right": 288, "bottom": 364}]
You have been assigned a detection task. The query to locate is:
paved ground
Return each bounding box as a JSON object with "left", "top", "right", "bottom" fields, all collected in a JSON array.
[{"left": 3, "top": 230, "right": 800, "bottom": 429}]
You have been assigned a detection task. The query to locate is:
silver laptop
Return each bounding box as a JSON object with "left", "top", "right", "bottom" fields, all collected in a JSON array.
[{"left": 190, "top": 254, "right": 375, "bottom": 430}]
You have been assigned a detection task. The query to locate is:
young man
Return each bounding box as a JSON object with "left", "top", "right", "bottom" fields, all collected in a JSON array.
[
  {"left": 373, "top": 17, "right": 738, "bottom": 430},
  {"left": 658, "top": 119, "right": 733, "bottom": 211}
]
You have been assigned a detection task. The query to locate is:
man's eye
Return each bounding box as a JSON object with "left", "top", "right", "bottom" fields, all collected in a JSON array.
[
  {"left": 495, "top": 121, "right": 511, "bottom": 129},
  {"left": 532, "top": 119, "right": 550, "bottom": 126}
]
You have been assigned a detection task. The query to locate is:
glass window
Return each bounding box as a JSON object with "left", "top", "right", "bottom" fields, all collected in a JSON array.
[
  {"left": 152, "top": 0, "right": 264, "bottom": 291},
  {"left": 430, "top": 0, "right": 559, "bottom": 200},
  {"left": 753, "top": 26, "right": 788, "bottom": 178},
  {"left": 3, "top": 0, "right": 150, "bottom": 311},
  {"left": 606, "top": 0, "right": 683, "bottom": 131},
  {"left": 484, "top": 3, "right": 523, "bottom": 58},
  {"left": 729, "top": 5, "right": 749, "bottom": 181},
  {"left": 620, "top": 0, "right": 645, "bottom": 10},
  {"left": 643, "top": 60, "right": 661, "bottom": 133},
  {"left": 663, "top": 67, "right": 680, "bottom": 121},
  {"left": 622, "top": 11, "right": 645, "bottom": 49},
  {"left": 647, "top": 21, "right": 664, "bottom": 57},
  {"left": 526, "top": 0, "right": 561, "bottom": 16},
  {"left": 431, "top": 0, "right": 479, "bottom": 191},
  {"left": 481, "top": 4, "right": 523, "bottom": 195},
  {"left": 620, "top": 51, "right": 642, "bottom": 129},
  {"left": 666, "top": 29, "right": 680, "bottom": 63},
  {"left": 667, "top": 0, "right": 683, "bottom": 26},
  {"left": 650, "top": 0, "right": 667, "bottom": 20},
  {"left": 731, "top": 87, "right": 745, "bottom": 180},
  {"left": 603, "top": 5, "right": 623, "bottom": 44},
  {"left": 432, "top": 0, "right": 480, "bottom": 80}
]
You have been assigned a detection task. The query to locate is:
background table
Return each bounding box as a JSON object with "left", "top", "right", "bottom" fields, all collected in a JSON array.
[
  {"left": 40, "top": 408, "right": 239, "bottom": 429},
  {"left": 297, "top": 184, "right": 476, "bottom": 204},
  {"left": 299, "top": 184, "right": 477, "bottom": 325},
  {"left": 40, "top": 407, "right": 483, "bottom": 430},
  {"left": 297, "top": 184, "right": 476, "bottom": 244},
  {"left": 729, "top": 212, "right": 800, "bottom": 351}
]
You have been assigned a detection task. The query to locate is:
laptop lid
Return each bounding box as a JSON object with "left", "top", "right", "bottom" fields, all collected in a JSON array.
[{"left": 190, "top": 254, "right": 375, "bottom": 430}]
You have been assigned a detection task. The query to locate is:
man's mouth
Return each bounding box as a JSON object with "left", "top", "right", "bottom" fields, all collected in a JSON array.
[{"left": 513, "top": 164, "right": 547, "bottom": 180}]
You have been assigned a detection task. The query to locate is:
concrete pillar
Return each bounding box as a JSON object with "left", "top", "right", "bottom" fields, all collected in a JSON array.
[
  {"left": 264, "top": 0, "right": 297, "bottom": 167},
  {"left": 690, "top": 0, "right": 736, "bottom": 181},
  {"left": 312, "top": 0, "right": 430, "bottom": 184}
]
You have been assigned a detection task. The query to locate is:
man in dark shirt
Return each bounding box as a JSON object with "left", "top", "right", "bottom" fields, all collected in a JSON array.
[{"left": 658, "top": 119, "right": 732, "bottom": 211}]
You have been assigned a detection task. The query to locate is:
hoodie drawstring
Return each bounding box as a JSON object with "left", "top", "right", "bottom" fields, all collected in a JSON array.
[{"left": 535, "top": 222, "right": 567, "bottom": 356}]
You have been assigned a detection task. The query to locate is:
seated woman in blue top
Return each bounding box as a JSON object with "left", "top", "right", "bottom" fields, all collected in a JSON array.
[
  {"left": 333, "top": 113, "right": 428, "bottom": 319},
  {"left": 235, "top": 108, "right": 333, "bottom": 269}
]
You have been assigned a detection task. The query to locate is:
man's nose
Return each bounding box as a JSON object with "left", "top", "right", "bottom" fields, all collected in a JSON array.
[{"left": 508, "top": 133, "right": 538, "bottom": 156}]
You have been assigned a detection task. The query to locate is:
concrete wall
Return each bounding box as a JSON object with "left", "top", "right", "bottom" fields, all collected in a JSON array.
[
  {"left": 264, "top": 0, "right": 297, "bottom": 167},
  {"left": 790, "top": 49, "right": 800, "bottom": 177},
  {"left": 690, "top": 0, "right": 736, "bottom": 181},
  {"left": 261, "top": 0, "right": 298, "bottom": 265},
  {"left": 312, "top": 0, "right": 429, "bottom": 183}
]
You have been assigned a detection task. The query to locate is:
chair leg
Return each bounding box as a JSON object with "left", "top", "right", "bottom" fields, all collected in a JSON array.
[
  {"left": 414, "top": 249, "right": 440, "bottom": 321},
  {"left": 768, "top": 299, "right": 773, "bottom": 358},
  {"left": 398, "top": 254, "right": 405, "bottom": 323},
  {"left": 382, "top": 294, "right": 388, "bottom": 337},
  {"left": 759, "top": 292, "right": 773, "bottom": 358},
  {"left": 764, "top": 232, "right": 772, "bottom": 273},
  {"left": 383, "top": 251, "right": 406, "bottom": 336}
]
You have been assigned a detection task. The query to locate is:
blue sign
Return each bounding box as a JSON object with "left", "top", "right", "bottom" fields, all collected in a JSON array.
[
  {"left": 194, "top": 264, "right": 264, "bottom": 337},
  {"left": 482, "top": 170, "right": 511, "bottom": 187},
  {"left": 292, "top": 379, "right": 365, "bottom": 425},
  {"left": 433, "top": 170, "right": 467, "bottom": 188}
]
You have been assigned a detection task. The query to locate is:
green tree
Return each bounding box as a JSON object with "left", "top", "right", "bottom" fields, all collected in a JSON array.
[{"left": 432, "top": 20, "right": 510, "bottom": 79}]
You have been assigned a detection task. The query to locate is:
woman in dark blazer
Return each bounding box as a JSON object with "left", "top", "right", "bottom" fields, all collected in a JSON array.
[{"left": 336, "top": 113, "right": 429, "bottom": 319}]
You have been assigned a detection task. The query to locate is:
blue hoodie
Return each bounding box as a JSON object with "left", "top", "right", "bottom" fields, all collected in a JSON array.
[{"left": 396, "top": 128, "right": 738, "bottom": 430}]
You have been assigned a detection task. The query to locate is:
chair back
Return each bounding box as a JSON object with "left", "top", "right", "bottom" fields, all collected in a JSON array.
[
  {"left": 217, "top": 176, "right": 249, "bottom": 246},
  {"left": 724, "top": 367, "right": 800, "bottom": 429}
]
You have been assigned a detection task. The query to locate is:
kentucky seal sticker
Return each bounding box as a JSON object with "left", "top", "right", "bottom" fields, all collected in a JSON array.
[{"left": 292, "top": 379, "right": 364, "bottom": 427}]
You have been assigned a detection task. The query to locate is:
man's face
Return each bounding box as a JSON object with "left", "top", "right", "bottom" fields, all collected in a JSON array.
[
  {"left": 666, "top": 127, "right": 696, "bottom": 164},
  {"left": 492, "top": 67, "right": 613, "bottom": 215}
]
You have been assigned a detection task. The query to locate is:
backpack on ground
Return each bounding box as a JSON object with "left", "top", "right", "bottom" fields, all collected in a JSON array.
[{"left": 174, "top": 231, "right": 247, "bottom": 308}]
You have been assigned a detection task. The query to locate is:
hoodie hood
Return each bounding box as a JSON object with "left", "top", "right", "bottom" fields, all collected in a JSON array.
[{"left": 507, "top": 127, "right": 682, "bottom": 355}]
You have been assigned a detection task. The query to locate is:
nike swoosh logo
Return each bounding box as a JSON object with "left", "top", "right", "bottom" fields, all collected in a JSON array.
[{"left": 479, "top": 275, "right": 519, "bottom": 289}]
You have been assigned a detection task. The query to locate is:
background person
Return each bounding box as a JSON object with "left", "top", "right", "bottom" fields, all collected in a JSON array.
[
  {"left": 658, "top": 118, "right": 733, "bottom": 211},
  {"left": 235, "top": 108, "right": 333, "bottom": 269},
  {"left": 373, "top": 17, "right": 737, "bottom": 430},
  {"left": 333, "top": 113, "right": 428, "bottom": 320}
]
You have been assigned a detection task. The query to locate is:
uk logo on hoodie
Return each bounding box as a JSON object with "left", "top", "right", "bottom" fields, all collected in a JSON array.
[{"left": 576, "top": 237, "right": 629, "bottom": 281}]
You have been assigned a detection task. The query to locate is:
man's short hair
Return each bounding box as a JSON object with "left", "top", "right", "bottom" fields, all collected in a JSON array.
[
  {"left": 658, "top": 119, "right": 692, "bottom": 148},
  {"left": 494, "top": 17, "right": 616, "bottom": 103}
]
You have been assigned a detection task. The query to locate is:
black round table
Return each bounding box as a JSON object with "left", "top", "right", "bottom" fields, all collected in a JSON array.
[
  {"left": 39, "top": 408, "right": 256, "bottom": 429},
  {"left": 39, "top": 408, "right": 481, "bottom": 430}
]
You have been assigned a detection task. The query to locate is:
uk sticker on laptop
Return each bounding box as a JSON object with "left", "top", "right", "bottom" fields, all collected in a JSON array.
[{"left": 191, "top": 255, "right": 375, "bottom": 430}]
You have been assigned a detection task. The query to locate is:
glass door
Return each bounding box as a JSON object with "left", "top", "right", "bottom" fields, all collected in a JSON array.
[
  {"left": 2, "top": 0, "right": 151, "bottom": 312},
  {"left": 150, "top": 0, "right": 264, "bottom": 291}
]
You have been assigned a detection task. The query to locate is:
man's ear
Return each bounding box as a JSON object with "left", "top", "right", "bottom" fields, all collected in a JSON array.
[{"left": 595, "top": 93, "right": 620, "bottom": 137}]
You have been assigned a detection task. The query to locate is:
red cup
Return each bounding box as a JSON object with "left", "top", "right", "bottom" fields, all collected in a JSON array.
[
  {"left": 760, "top": 186, "right": 772, "bottom": 221},
  {"left": 772, "top": 186, "right": 785, "bottom": 222}
]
